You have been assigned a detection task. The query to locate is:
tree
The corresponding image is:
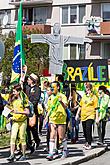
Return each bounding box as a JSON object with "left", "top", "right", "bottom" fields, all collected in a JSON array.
[{"left": 1, "top": 27, "right": 49, "bottom": 85}]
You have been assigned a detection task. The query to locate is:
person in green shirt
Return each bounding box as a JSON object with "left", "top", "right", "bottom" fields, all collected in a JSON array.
[
  {"left": 96, "top": 85, "right": 109, "bottom": 145},
  {"left": 45, "top": 81, "right": 68, "bottom": 160}
]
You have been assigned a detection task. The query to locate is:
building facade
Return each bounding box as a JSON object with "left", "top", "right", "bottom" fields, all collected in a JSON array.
[{"left": 1, "top": 0, "right": 110, "bottom": 60}]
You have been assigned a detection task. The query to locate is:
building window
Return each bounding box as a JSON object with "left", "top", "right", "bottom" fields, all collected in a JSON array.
[
  {"left": 70, "top": 44, "right": 76, "bottom": 59},
  {"left": 79, "top": 44, "right": 85, "bottom": 59},
  {"left": 62, "top": 7, "right": 68, "bottom": 24},
  {"left": 70, "top": 6, "right": 77, "bottom": 23},
  {"left": 0, "top": 10, "right": 11, "bottom": 26},
  {"left": 102, "top": 43, "right": 110, "bottom": 59},
  {"left": 91, "top": 42, "right": 100, "bottom": 56},
  {"left": 33, "top": 6, "right": 51, "bottom": 24},
  {"left": 63, "top": 45, "right": 68, "bottom": 60},
  {"left": 65, "top": 44, "right": 85, "bottom": 60},
  {"left": 79, "top": 6, "right": 85, "bottom": 23},
  {"left": 102, "top": 3, "right": 110, "bottom": 21},
  {"left": 62, "top": 5, "right": 85, "bottom": 24}
]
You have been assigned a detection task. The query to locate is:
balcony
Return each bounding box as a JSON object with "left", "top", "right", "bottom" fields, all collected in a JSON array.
[
  {"left": 100, "top": 22, "right": 110, "bottom": 35},
  {"left": 9, "top": 0, "right": 53, "bottom": 6},
  {"left": 22, "top": 24, "right": 51, "bottom": 34}
]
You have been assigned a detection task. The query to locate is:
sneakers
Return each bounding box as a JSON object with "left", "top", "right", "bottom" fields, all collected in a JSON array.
[
  {"left": 7, "top": 154, "right": 16, "bottom": 162},
  {"left": 46, "top": 153, "right": 53, "bottom": 161},
  {"left": 18, "top": 155, "right": 26, "bottom": 161},
  {"left": 83, "top": 142, "right": 88, "bottom": 148},
  {"left": 61, "top": 150, "right": 69, "bottom": 159},
  {"left": 97, "top": 141, "right": 104, "bottom": 145},
  {"left": 15, "top": 150, "right": 22, "bottom": 156},
  {"left": 84, "top": 144, "right": 92, "bottom": 150}
]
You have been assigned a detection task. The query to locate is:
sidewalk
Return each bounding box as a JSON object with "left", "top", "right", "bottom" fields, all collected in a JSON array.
[{"left": 0, "top": 124, "right": 109, "bottom": 165}]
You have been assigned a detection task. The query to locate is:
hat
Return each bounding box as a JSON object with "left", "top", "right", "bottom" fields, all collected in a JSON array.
[{"left": 29, "top": 73, "right": 38, "bottom": 82}]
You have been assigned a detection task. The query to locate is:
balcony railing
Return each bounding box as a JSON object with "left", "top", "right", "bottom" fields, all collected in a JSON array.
[
  {"left": 22, "top": 24, "right": 51, "bottom": 34},
  {"left": 9, "top": 0, "right": 53, "bottom": 6}
]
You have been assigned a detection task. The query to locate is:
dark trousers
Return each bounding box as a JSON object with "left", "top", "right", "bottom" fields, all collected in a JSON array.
[
  {"left": 82, "top": 119, "right": 94, "bottom": 145},
  {"left": 27, "top": 117, "right": 40, "bottom": 148},
  {"left": 97, "top": 119, "right": 106, "bottom": 143},
  {"left": 38, "top": 114, "right": 44, "bottom": 134}
]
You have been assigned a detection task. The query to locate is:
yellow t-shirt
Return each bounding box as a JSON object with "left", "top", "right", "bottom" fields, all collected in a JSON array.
[
  {"left": 11, "top": 98, "right": 29, "bottom": 122},
  {"left": 1, "top": 93, "right": 9, "bottom": 101},
  {"left": 47, "top": 92, "right": 67, "bottom": 124},
  {"left": 80, "top": 93, "right": 98, "bottom": 121}
]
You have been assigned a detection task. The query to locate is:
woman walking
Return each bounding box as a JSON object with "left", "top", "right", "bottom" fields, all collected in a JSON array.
[
  {"left": 76, "top": 83, "right": 98, "bottom": 149},
  {"left": 7, "top": 84, "right": 29, "bottom": 162}
]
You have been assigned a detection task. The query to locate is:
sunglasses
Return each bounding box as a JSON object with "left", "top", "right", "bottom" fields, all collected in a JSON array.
[{"left": 50, "top": 87, "right": 54, "bottom": 92}]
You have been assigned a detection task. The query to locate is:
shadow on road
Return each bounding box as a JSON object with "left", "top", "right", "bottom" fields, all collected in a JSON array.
[{"left": 1, "top": 163, "right": 31, "bottom": 165}]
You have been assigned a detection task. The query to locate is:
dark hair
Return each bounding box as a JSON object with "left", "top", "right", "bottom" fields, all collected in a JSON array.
[
  {"left": 51, "top": 81, "right": 60, "bottom": 91},
  {"left": 43, "top": 81, "right": 50, "bottom": 87},
  {"left": 106, "top": 89, "right": 110, "bottom": 96},
  {"left": 98, "top": 85, "right": 107, "bottom": 94},
  {"left": 86, "top": 83, "right": 92, "bottom": 90},
  {"left": 57, "top": 75, "right": 64, "bottom": 82},
  {"left": 71, "top": 83, "right": 76, "bottom": 91},
  {"left": 8, "top": 84, "right": 22, "bottom": 103},
  {"left": 13, "top": 84, "right": 22, "bottom": 92}
]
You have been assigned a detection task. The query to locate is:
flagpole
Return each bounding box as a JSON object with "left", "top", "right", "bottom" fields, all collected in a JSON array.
[{"left": 20, "top": 0, "right": 24, "bottom": 87}]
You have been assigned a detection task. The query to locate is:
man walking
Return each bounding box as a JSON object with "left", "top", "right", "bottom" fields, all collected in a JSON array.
[{"left": 25, "top": 73, "right": 41, "bottom": 153}]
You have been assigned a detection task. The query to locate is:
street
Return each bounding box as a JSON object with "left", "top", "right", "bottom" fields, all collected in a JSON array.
[
  {"left": 0, "top": 122, "right": 110, "bottom": 165},
  {"left": 80, "top": 150, "right": 110, "bottom": 165}
]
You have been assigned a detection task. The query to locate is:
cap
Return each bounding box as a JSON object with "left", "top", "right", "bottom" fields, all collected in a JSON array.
[{"left": 29, "top": 73, "right": 38, "bottom": 82}]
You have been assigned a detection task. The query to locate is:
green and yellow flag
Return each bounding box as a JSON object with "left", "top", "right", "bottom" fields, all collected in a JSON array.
[{"left": 11, "top": 0, "right": 25, "bottom": 84}]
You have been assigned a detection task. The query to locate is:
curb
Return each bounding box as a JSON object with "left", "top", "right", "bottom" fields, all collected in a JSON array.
[
  {"left": 62, "top": 147, "right": 107, "bottom": 165},
  {"left": 0, "top": 146, "right": 10, "bottom": 150}
]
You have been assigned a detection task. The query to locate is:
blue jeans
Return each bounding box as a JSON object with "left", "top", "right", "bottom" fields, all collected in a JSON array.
[{"left": 71, "top": 116, "right": 79, "bottom": 140}]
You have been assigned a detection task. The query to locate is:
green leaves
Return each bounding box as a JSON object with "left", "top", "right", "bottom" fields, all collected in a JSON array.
[{"left": 1, "top": 27, "right": 49, "bottom": 85}]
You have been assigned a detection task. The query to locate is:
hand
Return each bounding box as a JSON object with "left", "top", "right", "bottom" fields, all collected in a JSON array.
[
  {"left": 96, "top": 118, "right": 99, "bottom": 124},
  {"left": 69, "top": 96, "right": 72, "bottom": 101},
  {"left": 99, "top": 116, "right": 101, "bottom": 122},
  {"left": 14, "top": 110, "right": 19, "bottom": 114},
  {"left": 58, "top": 96, "right": 62, "bottom": 102},
  {"left": 75, "top": 114, "right": 79, "bottom": 121},
  {"left": 71, "top": 107, "right": 76, "bottom": 112},
  {"left": 44, "top": 118, "right": 48, "bottom": 127}
]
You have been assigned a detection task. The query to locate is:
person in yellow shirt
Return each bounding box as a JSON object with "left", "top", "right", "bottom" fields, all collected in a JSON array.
[
  {"left": 7, "top": 84, "right": 29, "bottom": 162},
  {"left": 76, "top": 83, "right": 98, "bottom": 150},
  {"left": 45, "top": 81, "right": 68, "bottom": 160}
]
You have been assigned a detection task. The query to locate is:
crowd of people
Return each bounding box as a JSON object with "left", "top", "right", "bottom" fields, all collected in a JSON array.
[{"left": 0, "top": 73, "right": 110, "bottom": 162}]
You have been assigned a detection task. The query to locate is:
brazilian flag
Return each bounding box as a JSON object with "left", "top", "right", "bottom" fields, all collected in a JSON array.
[{"left": 11, "top": 0, "right": 25, "bottom": 84}]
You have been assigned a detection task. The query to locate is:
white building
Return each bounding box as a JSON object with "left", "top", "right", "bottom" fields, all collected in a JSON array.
[{"left": 1, "top": 0, "right": 110, "bottom": 60}]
